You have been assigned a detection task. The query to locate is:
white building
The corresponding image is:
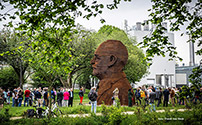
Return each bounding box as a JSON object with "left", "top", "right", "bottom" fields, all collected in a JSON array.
[{"left": 127, "top": 21, "right": 176, "bottom": 88}]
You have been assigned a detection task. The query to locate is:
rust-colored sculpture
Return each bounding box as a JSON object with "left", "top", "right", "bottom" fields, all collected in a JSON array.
[{"left": 90, "top": 40, "right": 135, "bottom": 105}]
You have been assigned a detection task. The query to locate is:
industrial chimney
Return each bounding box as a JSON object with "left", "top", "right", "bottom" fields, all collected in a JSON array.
[
  {"left": 189, "top": 40, "right": 195, "bottom": 66},
  {"left": 143, "top": 20, "right": 149, "bottom": 31}
]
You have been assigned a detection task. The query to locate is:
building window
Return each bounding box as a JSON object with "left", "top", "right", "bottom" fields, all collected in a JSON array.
[{"left": 176, "top": 74, "right": 187, "bottom": 85}]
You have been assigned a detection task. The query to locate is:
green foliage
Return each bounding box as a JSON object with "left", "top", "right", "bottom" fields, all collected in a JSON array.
[
  {"left": 94, "top": 25, "right": 148, "bottom": 83},
  {"left": 0, "top": 108, "right": 10, "bottom": 123},
  {"left": 0, "top": 29, "right": 29, "bottom": 87},
  {"left": 101, "top": 103, "right": 127, "bottom": 124},
  {"left": 189, "top": 64, "right": 202, "bottom": 89},
  {"left": 59, "top": 25, "right": 97, "bottom": 88},
  {"left": 61, "top": 105, "right": 90, "bottom": 114},
  {"left": 140, "top": 0, "right": 201, "bottom": 62},
  {"left": 4, "top": 107, "right": 202, "bottom": 125},
  {"left": 0, "top": 67, "right": 19, "bottom": 89},
  {"left": 31, "top": 71, "right": 62, "bottom": 88}
]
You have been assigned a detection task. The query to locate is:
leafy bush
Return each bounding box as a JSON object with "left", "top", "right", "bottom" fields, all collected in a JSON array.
[
  {"left": 0, "top": 67, "right": 19, "bottom": 89},
  {"left": 0, "top": 108, "right": 10, "bottom": 123}
]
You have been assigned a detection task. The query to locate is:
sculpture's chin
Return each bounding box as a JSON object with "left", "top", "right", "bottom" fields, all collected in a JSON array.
[{"left": 92, "top": 71, "right": 102, "bottom": 79}]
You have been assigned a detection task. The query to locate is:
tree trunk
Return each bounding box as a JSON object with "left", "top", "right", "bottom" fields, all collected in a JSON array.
[
  {"left": 48, "top": 85, "right": 52, "bottom": 119},
  {"left": 72, "top": 73, "right": 82, "bottom": 90},
  {"left": 67, "top": 72, "right": 73, "bottom": 88},
  {"left": 59, "top": 76, "right": 67, "bottom": 87}
]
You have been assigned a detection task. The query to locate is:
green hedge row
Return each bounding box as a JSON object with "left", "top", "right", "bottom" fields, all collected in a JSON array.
[{"left": 1, "top": 104, "right": 202, "bottom": 125}]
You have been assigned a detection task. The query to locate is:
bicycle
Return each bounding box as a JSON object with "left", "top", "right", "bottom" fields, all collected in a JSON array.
[
  {"left": 34, "top": 102, "right": 62, "bottom": 118},
  {"left": 51, "top": 102, "right": 63, "bottom": 116}
]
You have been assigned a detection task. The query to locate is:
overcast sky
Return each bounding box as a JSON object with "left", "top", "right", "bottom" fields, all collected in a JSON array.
[
  {"left": 75, "top": 0, "right": 190, "bottom": 66},
  {"left": 0, "top": 0, "right": 192, "bottom": 65}
]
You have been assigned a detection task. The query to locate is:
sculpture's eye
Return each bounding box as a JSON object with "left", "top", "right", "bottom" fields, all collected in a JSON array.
[{"left": 94, "top": 55, "right": 100, "bottom": 61}]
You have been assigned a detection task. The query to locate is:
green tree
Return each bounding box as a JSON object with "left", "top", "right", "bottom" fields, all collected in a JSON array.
[
  {"left": 94, "top": 25, "right": 148, "bottom": 83},
  {"left": 31, "top": 71, "right": 62, "bottom": 89},
  {"left": 0, "top": 67, "right": 19, "bottom": 89},
  {"left": 0, "top": 0, "right": 130, "bottom": 118},
  {"left": 59, "top": 25, "right": 97, "bottom": 88},
  {"left": 0, "top": 30, "right": 29, "bottom": 88}
]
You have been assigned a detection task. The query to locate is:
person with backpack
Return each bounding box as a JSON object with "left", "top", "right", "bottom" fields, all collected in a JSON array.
[
  {"left": 135, "top": 88, "right": 141, "bottom": 105},
  {"left": 88, "top": 87, "right": 98, "bottom": 113},
  {"left": 43, "top": 89, "right": 49, "bottom": 107},
  {"left": 35, "top": 89, "right": 42, "bottom": 107}
]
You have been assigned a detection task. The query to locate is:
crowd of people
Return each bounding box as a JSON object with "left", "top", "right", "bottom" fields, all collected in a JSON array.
[
  {"left": 134, "top": 85, "right": 202, "bottom": 112},
  {"left": 0, "top": 87, "right": 84, "bottom": 108},
  {"left": 1, "top": 85, "right": 202, "bottom": 114}
]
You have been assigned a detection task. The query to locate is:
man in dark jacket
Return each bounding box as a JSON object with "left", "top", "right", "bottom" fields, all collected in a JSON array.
[
  {"left": 57, "top": 89, "right": 63, "bottom": 107},
  {"left": 68, "top": 88, "right": 74, "bottom": 107},
  {"left": 156, "top": 87, "right": 163, "bottom": 107},
  {"left": 163, "top": 88, "right": 170, "bottom": 107}
]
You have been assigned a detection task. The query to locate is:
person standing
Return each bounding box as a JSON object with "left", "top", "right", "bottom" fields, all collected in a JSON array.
[
  {"left": 0, "top": 88, "right": 4, "bottom": 108},
  {"left": 63, "top": 89, "right": 70, "bottom": 107},
  {"left": 68, "top": 88, "right": 74, "bottom": 107},
  {"left": 156, "top": 88, "right": 163, "bottom": 107},
  {"left": 18, "top": 90, "right": 23, "bottom": 107},
  {"left": 149, "top": 89, "right": 156, "bottom": 112},
  {"left": 12, "top": 90, "right": 15, "bottom": 107},
  {"left": 3, "top": 89, "right": 7, "bottom": 104},
  {"left": 14, "top": 91, "right": 18, "bottom": 107},
  {"left": 24, "top": 88, "right": 30, "bottom": 107},
  {"left": 33, "top": 88, "right": 37, "bottom": 105},
  {"left": 43, "top": 89, "right": 49, "bottom": 107},
  {"left": 51, "top": 89, "right": 56, "bottom": 104},
  {"left": 79, "top": 87, "right": 84, "bottom": 105},
  {"left": 170, "top": 88, "right": 175, "bottom": 106},
  {"left": 163, "top": 88, "right": 170, "bottom": 107},
  {"left": 36, "top": 89, "right": 42, "bottom": 107},
  {"left": 128, "top": 88, "right": 133, "bottom": 107},
  {"left": 112, "top": 88, "right": 119, "bottom": 106},
  {"left": 57, "top": 89, "right": 63, "bottom": 107},
  {"left": 7, "top": 89, "right": 11, "bottom": 104},
  {"left": 88, "top": 87, "right": 98, "bottom": 113},
  {"left": 135, "top": 88, "right": 141, "bottom": 105}
]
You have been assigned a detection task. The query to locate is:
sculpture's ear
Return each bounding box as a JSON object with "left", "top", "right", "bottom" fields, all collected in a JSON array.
[{"left": 108, "top": 55, "right": 117, "bottom": 67}]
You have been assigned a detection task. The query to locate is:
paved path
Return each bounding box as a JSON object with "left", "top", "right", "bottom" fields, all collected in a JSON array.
[{"left": 10, "top": 108, "right": 191, "bottom": 120}]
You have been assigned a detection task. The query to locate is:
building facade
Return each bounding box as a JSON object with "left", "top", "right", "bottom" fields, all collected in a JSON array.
[{"left": 127, "top": 21, "right": 176, "bottom": 88}]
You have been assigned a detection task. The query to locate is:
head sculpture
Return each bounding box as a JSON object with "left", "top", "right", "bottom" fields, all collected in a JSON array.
[
  {"left": 90, "top": 40, "right": 128, "bottom": 80},
  {"left": 90, "top": 40, "right": 135, "bottom": 106}
]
